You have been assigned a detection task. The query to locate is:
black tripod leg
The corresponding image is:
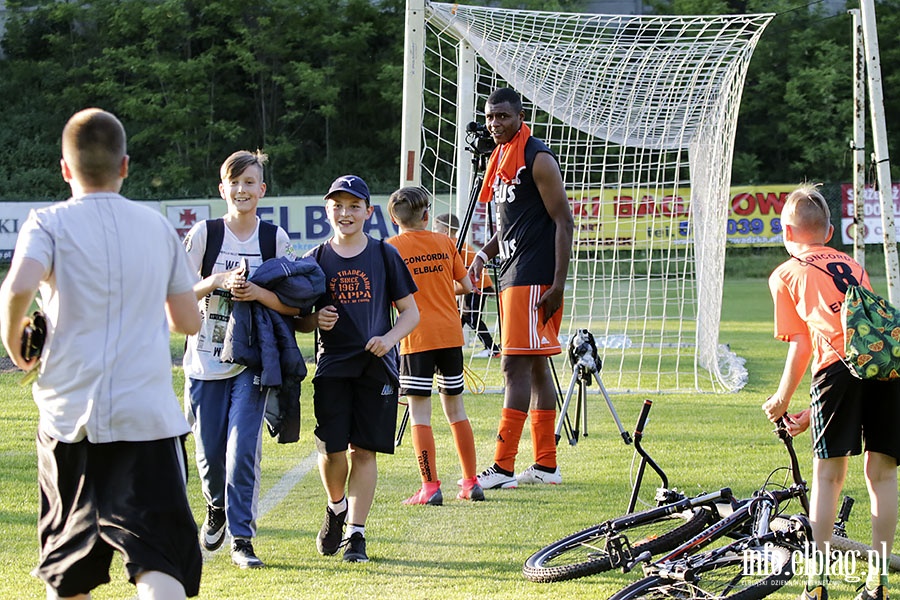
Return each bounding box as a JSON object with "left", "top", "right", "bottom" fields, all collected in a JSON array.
[
  {"left": 581, "top": 378, "right": 589, "bottom": 438},
  {"left": 572, "top": 378, "right": 583, "bottom": 443},
  {"left": 395, "top": 403, "right": 410, "bottom": 447}
]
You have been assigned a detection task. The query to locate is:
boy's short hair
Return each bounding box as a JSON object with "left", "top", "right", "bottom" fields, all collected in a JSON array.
[
  {"left": 435, "top": 213, "right": 459, "bottom": 233},
  {"left": 784, "top": 183, "right": 830, "bottom": 236},
  {"left": 61, "top": 108, "right": 127, "bottom": 187},
  {"left": 325, "top": 175, "right": 370, "bottom": 206},
  {"left": 388, "top": 186, "right": 431, "bottom": 227},
  {"left": 220, "top": 150, "right": 267, "bottom": 181}
]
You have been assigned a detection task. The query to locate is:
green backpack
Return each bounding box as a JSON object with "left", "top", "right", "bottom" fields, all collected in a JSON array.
[
  {"left": 842, "top": 285, "right": 900, "bottom": 380},
  {"left": 796, "top": 255, "right": 900, "bottom": 381}
]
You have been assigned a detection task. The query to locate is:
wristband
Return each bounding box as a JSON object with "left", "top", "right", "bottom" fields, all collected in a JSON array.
[{"left": 475, "top": 250, "right": 489, "bottom": 264}]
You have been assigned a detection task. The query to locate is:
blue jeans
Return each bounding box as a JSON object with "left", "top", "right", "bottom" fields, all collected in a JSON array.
[{"left": 186, "top": 368, "right": 264, "bottom": 539}]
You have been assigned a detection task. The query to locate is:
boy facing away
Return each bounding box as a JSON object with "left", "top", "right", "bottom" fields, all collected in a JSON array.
[
  {"left": 0, "top": 108, "right": 203, "bottom": 599},
  {"left": 762, "top": 184, "right": 899, "bottom": 600},
  {"left": 297, "top": 175, "right": 419, "bottom": 562},
  {"left": 386, "top": 188, "right": 484, "bottom": 504}
]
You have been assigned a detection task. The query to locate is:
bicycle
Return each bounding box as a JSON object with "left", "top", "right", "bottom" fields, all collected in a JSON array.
[
  {"left": 607, "top": 418, "right": 896, "bottom": 599},
  {"left": 524, "top": 399, "right": 727, "bottom": 583},
  {"left": 523, "top": 402, "right": 900, "bottom": 585}
]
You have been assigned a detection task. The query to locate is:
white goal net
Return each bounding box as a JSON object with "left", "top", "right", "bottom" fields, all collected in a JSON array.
[{"left": 400, "top": 0, "right": 773, "bottom": 393}]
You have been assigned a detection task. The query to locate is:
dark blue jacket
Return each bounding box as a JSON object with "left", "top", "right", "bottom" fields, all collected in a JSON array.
[{"left": 221, "top": 255, "right": 325, "bottom": 442}]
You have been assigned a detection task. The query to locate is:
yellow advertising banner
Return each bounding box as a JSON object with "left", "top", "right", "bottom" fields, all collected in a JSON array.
[{"left": 565, "top": 184, "right": 794, "bottom": 248}]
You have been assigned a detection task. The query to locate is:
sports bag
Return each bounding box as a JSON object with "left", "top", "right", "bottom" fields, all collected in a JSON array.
[
  {"left": 842, "top": 285, "right": 900, "bottom": 380},
  {"left": 794, "top": 255, "right": 900, "bottom": 381}
]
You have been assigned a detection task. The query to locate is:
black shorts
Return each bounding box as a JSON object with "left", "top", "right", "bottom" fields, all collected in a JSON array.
[
  {"left": 399, "top": 347, "right": 465, "bottom": 397},
  {"left": 33, "top": 430, "right": 202, "bottom": 597},
  {"left": 313, "top": 375, "right": 398, "bottom": 454},
  {"left": 809, "top": 361, "right": 900, "bottom": 462}
]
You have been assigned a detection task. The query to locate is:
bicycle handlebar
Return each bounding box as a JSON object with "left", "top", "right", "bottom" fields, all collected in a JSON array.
[{"left": 634, "top": 399, "right": 652, "bottom": 439}]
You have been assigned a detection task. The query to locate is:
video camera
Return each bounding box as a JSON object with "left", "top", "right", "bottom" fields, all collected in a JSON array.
[
  {"left": 567, "top": 329, "right": 600, "bottom": 381},
  {"left": 465, "top": 121, "right": 496, "bottom": 156}
]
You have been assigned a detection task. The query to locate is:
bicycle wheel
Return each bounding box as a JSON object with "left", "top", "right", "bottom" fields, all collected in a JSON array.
[
  {"left": 830, "top": 535, "right": 900, "bottom": 572},
  {"left": 523, "top": 507, "right": 710, "bottom": 583},
  {"left": 608, "top": 543, "right": 795, "bottom": 600}
]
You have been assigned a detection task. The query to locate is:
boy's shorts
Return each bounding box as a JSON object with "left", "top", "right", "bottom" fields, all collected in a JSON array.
[
  {"left": 33, "top": 430, "right": 202, "bottom": 598},
  {"left": 499, "top": 285, "right": 563, "bottom": 356},
  {"left": 399, "top": 347, "right": 465, "bottom": 397},
  {"left": 810, "top": 361, "right": 900, "bottom": 462},
  {"left": 314, "top": 375, "right": 398, "bottom": 455}
]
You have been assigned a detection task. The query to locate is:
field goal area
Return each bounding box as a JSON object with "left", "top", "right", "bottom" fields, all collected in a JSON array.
[{"left": 400, "top": 0, "right": 774, "bottom": 393}]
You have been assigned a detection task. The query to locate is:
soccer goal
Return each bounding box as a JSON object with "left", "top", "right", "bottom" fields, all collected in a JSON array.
[{"left": 400, "top": 0, "right": 774, "bottom": 393}]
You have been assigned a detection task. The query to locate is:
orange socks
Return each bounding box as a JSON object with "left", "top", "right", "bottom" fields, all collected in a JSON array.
[
  {"left": 411, "top": 424, "right": 438, "bottom": 483},
  {"left": 493, "top": 407, "right": 527, "bottom": 473},
  {"left": 530, "top": 409, "right": 557, "bottom": 469},
  {"left": 449, "top": 418, "right": 477, "bottom": 479}
]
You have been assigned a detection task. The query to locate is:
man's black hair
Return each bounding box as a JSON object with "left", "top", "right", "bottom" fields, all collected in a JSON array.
[{"left": 487, "top": 87, "right": 523, "bottom": 114}]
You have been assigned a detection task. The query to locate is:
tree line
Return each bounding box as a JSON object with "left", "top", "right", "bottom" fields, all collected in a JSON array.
[{"left": 0, "top": 0, "right": 896, "bottom": 201}]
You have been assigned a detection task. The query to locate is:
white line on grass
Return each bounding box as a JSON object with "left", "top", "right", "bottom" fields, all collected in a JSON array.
[{"left": 129, "top": 450, "right": 318, "bottom": 599}]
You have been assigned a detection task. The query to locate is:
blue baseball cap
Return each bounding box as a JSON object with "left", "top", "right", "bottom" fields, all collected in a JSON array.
[{"left": 325, "top": 175, "right": 370, "bottom": 205}]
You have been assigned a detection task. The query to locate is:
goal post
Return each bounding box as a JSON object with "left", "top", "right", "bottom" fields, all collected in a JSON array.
[{"left": 401, "top": 0, "right": 774, "bottom": 393}]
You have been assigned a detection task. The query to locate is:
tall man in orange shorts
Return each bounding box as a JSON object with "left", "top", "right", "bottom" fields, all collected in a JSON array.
[{"left": 468, "top": 87, "right": 574, "bottom": 489}]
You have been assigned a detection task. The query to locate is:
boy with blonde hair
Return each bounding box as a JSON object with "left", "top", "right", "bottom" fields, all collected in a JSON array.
[
  {"left": 387, "top": 188, "right": 484, "bottom": 504},
  {"left": 763, "top": 183, "right": 899, "bottom": 600},
  {"left": 183, "top": 150, "right": 298, "bottom": 569}
]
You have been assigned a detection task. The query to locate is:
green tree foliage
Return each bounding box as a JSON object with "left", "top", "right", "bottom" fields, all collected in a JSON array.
[
  {"left": 0, "top": 0, "right": 407, "bottom": 198},
  {"left": 653, "top": 0, "right": 899, "bottom": 184},
  {"left": 0, "top": 0, "right": 894, "bottom": 199}
]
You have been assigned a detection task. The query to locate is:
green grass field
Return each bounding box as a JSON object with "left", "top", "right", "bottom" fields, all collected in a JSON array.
[{"left": 0, "top": 274, "right": 897, "bottom": 599}]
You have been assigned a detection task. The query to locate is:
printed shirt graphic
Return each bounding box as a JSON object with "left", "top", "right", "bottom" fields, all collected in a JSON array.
[
  {"left": 306, "top": 237, "right": 417, "bottom": 384},
  {"left": 387, "top": 230, "right": 467, "bottom": 354},
  {"left": 769, "top": 246, "right": 871, "bottom": 375},
  {"left": 489, "top": 136, "right": 559, "bottom": 290},
  {"left": 183, "top": 218, "right": 294, "bottom": 380}
]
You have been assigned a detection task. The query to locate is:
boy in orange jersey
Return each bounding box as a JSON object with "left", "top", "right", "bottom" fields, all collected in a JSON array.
[
  {"left": 387, "top": 187, "right": 484, "bottom": 503},
  {"left": 435, "top": 213, "right": 501, "bottom": 358},
  {"left": 763, "top": 184, "right": 899, "bottom": 600}
]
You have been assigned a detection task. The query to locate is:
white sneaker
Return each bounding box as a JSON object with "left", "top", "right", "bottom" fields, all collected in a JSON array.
[
  {"left": 476, "top": 465, "right": 518, "bottom": 489},
  {"left": 472, "top": 347, "right": 500, "bottom": 358},
  {"left": 517, "top": 464, "right": 562, "bottom": 485}
]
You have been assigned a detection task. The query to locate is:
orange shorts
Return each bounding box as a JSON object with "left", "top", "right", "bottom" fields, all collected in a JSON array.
[{"left": 499, "top": 285, "right": 562, "bottom": 356}]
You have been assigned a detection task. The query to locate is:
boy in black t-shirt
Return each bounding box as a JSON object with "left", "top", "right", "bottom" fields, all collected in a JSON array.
[{"left": 297, "top": 175, "right": 419, "bottom": 563}]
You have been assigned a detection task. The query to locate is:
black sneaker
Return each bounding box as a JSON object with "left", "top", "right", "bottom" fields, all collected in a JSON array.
[
  {"left": 231, "top": 537, "right": 264, "bottom": 569},
  {"left": 200, "top": 505, "right": 226, "bottom": 551},
  {"left": 316, "top": 507, "right": 346, "bottom": 556},
  {"left": 343, "top": 532, "right": 369, "bottom": 563}
]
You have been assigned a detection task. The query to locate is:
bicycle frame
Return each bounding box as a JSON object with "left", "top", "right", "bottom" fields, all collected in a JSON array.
[{"left": 639, "top": 420, "right": 811, "bottom": 578}]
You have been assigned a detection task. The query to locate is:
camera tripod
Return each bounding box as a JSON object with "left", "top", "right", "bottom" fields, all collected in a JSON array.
[{"left": 553, "top": 329, "right": 632, "bottom": 447}]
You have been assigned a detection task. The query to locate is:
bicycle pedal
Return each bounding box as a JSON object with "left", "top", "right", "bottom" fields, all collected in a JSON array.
[{"left": 606, "top": 534, "right": 634, "bottom": 569}]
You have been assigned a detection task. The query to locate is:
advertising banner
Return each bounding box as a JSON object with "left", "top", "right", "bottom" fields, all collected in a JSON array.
[
  {"left": 839, "top": 184, "right": 900, "bottom": 245},
  {"left": 5, "top": 184, "right": 894, "bottom": 260},
  {"left": 161, "top": 196, "right": 401, "bottom": 256}
]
